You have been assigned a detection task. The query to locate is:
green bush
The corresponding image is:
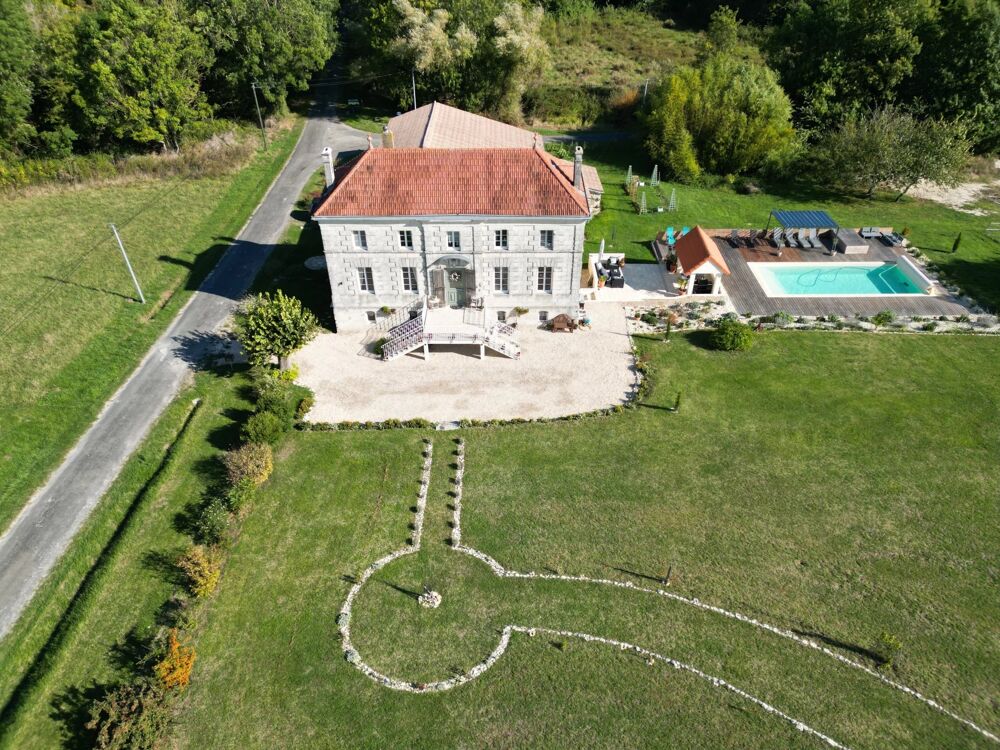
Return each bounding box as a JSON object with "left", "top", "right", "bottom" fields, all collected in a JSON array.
[
  {"left": 874, "top": 631, "right": 903, "bottom": 670},
  {"left": 711, "top": 318, "right": 755, "bottom": 351},
  {"left": 223, "top": 442, "right": 273, "bottom": 486},
  {"left": 224, "top": 478, "right": 255, "bottom": 515},
  {"left": 295, "top": 394, "right": 315, "bottom": 420},
  {"left": 255, "top": 384, "right": 297, "bottom": 426},
  {"left": 86, "top": 678, "right": 171, "bottom": 750},
  {"left": 241, "top": 411, "right": 286, "bottom": 445},
  {"left": 872, "top": 310, "right": 896, "bottom": 327},
  {"left": 373, "top": 337, "right": 388, "bottom": 357},
  {"left": 194, "top": 498, "right": 231, "bottom": 545}
]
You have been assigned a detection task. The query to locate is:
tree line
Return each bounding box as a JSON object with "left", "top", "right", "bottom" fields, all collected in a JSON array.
[
  {"left": 0, "top": 0, "right": 339, "bottom": 159},
  {"left": 644, "top": 0, "right": 998, "bottom": 196}
]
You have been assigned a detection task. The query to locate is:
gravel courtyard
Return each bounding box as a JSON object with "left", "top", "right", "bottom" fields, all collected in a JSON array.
[{"left": 293, "top": 302, "right": 636, "bottom": 423}]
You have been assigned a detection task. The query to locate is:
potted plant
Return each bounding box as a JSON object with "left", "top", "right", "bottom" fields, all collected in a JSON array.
[
  {"left": 512, "top": 306, "right": 529, "bottom": 328},
  {"left": 677, "top": 276, "right": 688, "bottom": 294}
]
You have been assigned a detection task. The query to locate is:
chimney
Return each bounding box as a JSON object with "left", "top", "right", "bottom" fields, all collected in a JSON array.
[
  {"left": 573, "top": 145, "right": 584, "bottom": 190},
  {"left": 382, "top": 124, "right": 394, "bottom": 148},
  {"left": 321, "top": 147, "right": 335, "bottom": 188}
]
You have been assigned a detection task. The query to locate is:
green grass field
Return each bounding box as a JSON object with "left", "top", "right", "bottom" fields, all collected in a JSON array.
[
  {"left": 541, "top": 8, "right": 699, "bottom": 92},
  {"left": 582, "top": 140, "right": 1000, "bottom": 312},
  {"left": 0, "top": 120, "right": 303, "bottom": 531},
  {"left": 162, "top": 331, "right": 998, "bottom": 749}
]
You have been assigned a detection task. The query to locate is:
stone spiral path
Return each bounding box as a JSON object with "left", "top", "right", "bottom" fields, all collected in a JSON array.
[{"left": 338, "top": 438, "right": 998, "bottom": 748}]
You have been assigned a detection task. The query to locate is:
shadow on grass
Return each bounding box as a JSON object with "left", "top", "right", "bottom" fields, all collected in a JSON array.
[
  {"left": 41, "top": 275, "right": 135, "bottom": 303},
  {"left": 141, "top": 549, "right": 187, "bottom": 589},
  {"left": 0, "top": 402, "right": 201, "bottom": 743},
  {"left": 379, "top": 579, "right": 421, "bottom": 600},
  {"left": 48, "top": 682, "right": 105, "bottom": 750},
  {"left": 609, "top": 565, "right": 670, "bottom": 585},
  {"left": 792, "top": 628, "right": 886, "bottom": 666},
  {"left": 685, "top": 330, "right": 717, "bottom": 350}
]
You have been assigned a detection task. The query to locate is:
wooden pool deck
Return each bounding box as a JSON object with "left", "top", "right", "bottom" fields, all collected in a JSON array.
[{"left": 708, "top": 233, "right": 969, "bottom": 317}]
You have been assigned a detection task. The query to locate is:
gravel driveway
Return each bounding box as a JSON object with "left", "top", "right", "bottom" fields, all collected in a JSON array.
[{"left": 294, "top": 302, "right": 636, "bottom": 423}]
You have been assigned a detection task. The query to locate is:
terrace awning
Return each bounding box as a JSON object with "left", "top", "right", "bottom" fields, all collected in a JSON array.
[{"left": 768, "top": 209, "right": 838, "bottom": 229}]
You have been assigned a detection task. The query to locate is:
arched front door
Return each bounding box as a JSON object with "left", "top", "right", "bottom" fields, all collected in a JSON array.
[{"left": 430, "top": 256, "right": 474, "bottom": 308}]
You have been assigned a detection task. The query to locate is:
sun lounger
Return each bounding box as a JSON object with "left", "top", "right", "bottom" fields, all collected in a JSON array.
[
  {"left": 729, "top": 229, "right": 740, "bottom": 248},
  {"left": 773, "top": 227, "right": 784, "bottom": 247},
  {"left": 807, "top": 228, "right": 820, "bottom": 249},
  {"left": 666, "top": 226, "right": 676, "bottom": 245}
]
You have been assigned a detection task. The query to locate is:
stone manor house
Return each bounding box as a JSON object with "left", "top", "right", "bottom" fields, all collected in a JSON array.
[{"left": 312, "top": 104, "right": 603, "bottom": 339}]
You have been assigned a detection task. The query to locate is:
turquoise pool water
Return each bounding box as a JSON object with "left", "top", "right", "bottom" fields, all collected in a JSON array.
[{"left": 753, "top": 262, "right": 922, "bottom": 296}]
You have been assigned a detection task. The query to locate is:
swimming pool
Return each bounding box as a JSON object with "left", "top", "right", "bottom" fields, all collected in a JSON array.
[{"left": 749, "top": 262, "right": 926, "bottom": 297}]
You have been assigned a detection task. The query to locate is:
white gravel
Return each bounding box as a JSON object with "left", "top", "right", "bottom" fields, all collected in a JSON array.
[{"left": 293, "top": 302, "right": 635, "bottom": 423}]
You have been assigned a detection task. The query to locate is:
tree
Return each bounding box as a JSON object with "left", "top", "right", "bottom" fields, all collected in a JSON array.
[
  {"left": 646, "top": 53, "right": 795, "bottom": 178},
  {"left": 908, "top": 0, "right": 1000, "bottom": 153},
  {"left": 489, "top": 3, "right": 550, "bottom": 122},
  {"left": 813, "top": 106, "right": 969, "bottom": 200},
  {"left": 72, "top": 0, "right": 212, "bottom": 151},
  {"left": 196, "top": 0, "right": 339, "bottom": 117},
  {"left": 769, "top": 0, "right": 933, "bottom": 128},
  {"left": 234, "top": 290, "right": 319, "bottom": 370},
  {"left": 0, "top": 0, "right": 36, "bottom": 153}
]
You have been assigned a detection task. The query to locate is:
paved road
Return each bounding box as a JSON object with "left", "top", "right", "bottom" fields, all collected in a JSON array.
[{"left": 0, "top": 95, "right": 369, "bottom": 639}]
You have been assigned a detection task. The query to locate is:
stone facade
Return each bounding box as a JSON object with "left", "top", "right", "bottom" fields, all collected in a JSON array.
[{"left": 316, "top": 216, "right": 588, "bottom": 331}]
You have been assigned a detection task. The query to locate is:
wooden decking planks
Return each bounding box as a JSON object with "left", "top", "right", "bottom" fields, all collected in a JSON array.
[{"left": 716, "top": 238, "right": 969, "bottom": 317}]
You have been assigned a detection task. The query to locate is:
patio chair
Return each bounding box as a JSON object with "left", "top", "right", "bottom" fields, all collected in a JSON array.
[
  {"left": 790, "top": 229, "right": 804, "bottom": 249},
  {"left": 745, "top": 229, "right": 759, "bottom": 247},
  {"left": 681, "top": 226, "right": 690, "bottom": 236},
  {"left": 729, "top": 229, "right": 740, "bottom": 248}
]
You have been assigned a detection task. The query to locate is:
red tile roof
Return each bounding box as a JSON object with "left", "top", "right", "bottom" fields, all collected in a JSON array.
[
  {"left": 314, "top": 147, "right": 590, "bottom": 218},
  {"left": 674, "top": 226, "right": 731, "bottom": 275}
]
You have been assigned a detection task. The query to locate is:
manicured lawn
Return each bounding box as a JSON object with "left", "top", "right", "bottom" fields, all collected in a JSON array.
[
  {"left": 169, "top": 331, "right": 999, "bottom": 749},
  {"left": 581, "top": 140, "right": 1000, "bottom": 312},
  {"left": 0, "top": 120, "right": 303, "bottom": 531}
]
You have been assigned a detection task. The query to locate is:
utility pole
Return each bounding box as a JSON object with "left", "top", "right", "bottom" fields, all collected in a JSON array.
[
  {"left": 642, "top": 78, "right": 649, "bottom": 103},
  {"left": 251, "top": 82, "right": 268, "bottom": 150},
  {"left": 110, "top": 224, "right": 145, "bottom": 304},
  {"left": 411, "top": 69, "right": 417, "bottom": 111}
]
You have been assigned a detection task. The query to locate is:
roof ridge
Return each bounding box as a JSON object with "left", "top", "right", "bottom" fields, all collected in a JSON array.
[
  {"left": 420, "top": 101, "right": 436, "bottom": 148},
  {"left": 534, "top": 147, "right": 589, "bottom": 215}
]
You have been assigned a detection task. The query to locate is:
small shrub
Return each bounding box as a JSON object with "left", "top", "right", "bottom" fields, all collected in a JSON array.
[
  {"left": 177, "top": 545, "right": 222, "bottom": 598},
  {"left": 373, "top": 337, "right": 388, "bottom": 357},
  {"left": 663, "top": 319, "right": 672, "bottom": 341},
  {"left": 871, "top": 310, "right": 895, "bottom": 327},
  {"left": 770, "top": 310, "right": 793, "bottom": 327},
  {"left": 275, "top": 364, "right": 299, "bottom": 383},
  {"left": 194, "top": 498, "right": 231, "bottom": 545},
  {"left": 86, "top": 678, "right": 170, "bottom": 750},
  {"left": 223, "top": 443, "right": 273, "bottom": 486},
  {"left": 640, "top": 311, "right": 658, "bottom": 326},
  {"left": 154, "top": 629, "right": 196, "bottom": 691},
  {"left": 223, "top": 477, "right": 255, "bottom": 514},
  {"left": 874, "top": 631, "right": 902, "bottom": 670},
  {"left": 241, "top": 411, "right": 286, "bottom": 445},
  {"left": 295, "top": 394, "right": 315, "bottom": 420},
  {"left": 957, "top": 313, "right": 971, "bottom": 323},
  {"left": 827, "top": 314, "right": 841, "bottom": 324},
  {"left": 711, "top": 318, "right": 755, "bottom": 351},
  {"left": 921, "top": 321, "right": 938, "bottom": 331},
  {"left": 255, "top": 387, "right": 296, "bottom": 426}
]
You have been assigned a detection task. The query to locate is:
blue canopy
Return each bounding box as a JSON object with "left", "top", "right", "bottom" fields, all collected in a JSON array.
[{"left": 770, "top": 209, "right": 838, "bottom": 229}]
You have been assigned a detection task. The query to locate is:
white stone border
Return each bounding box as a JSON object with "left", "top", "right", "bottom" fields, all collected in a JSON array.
[{"left": 338, "top": 438, "right": 998, "bottom": 747}]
